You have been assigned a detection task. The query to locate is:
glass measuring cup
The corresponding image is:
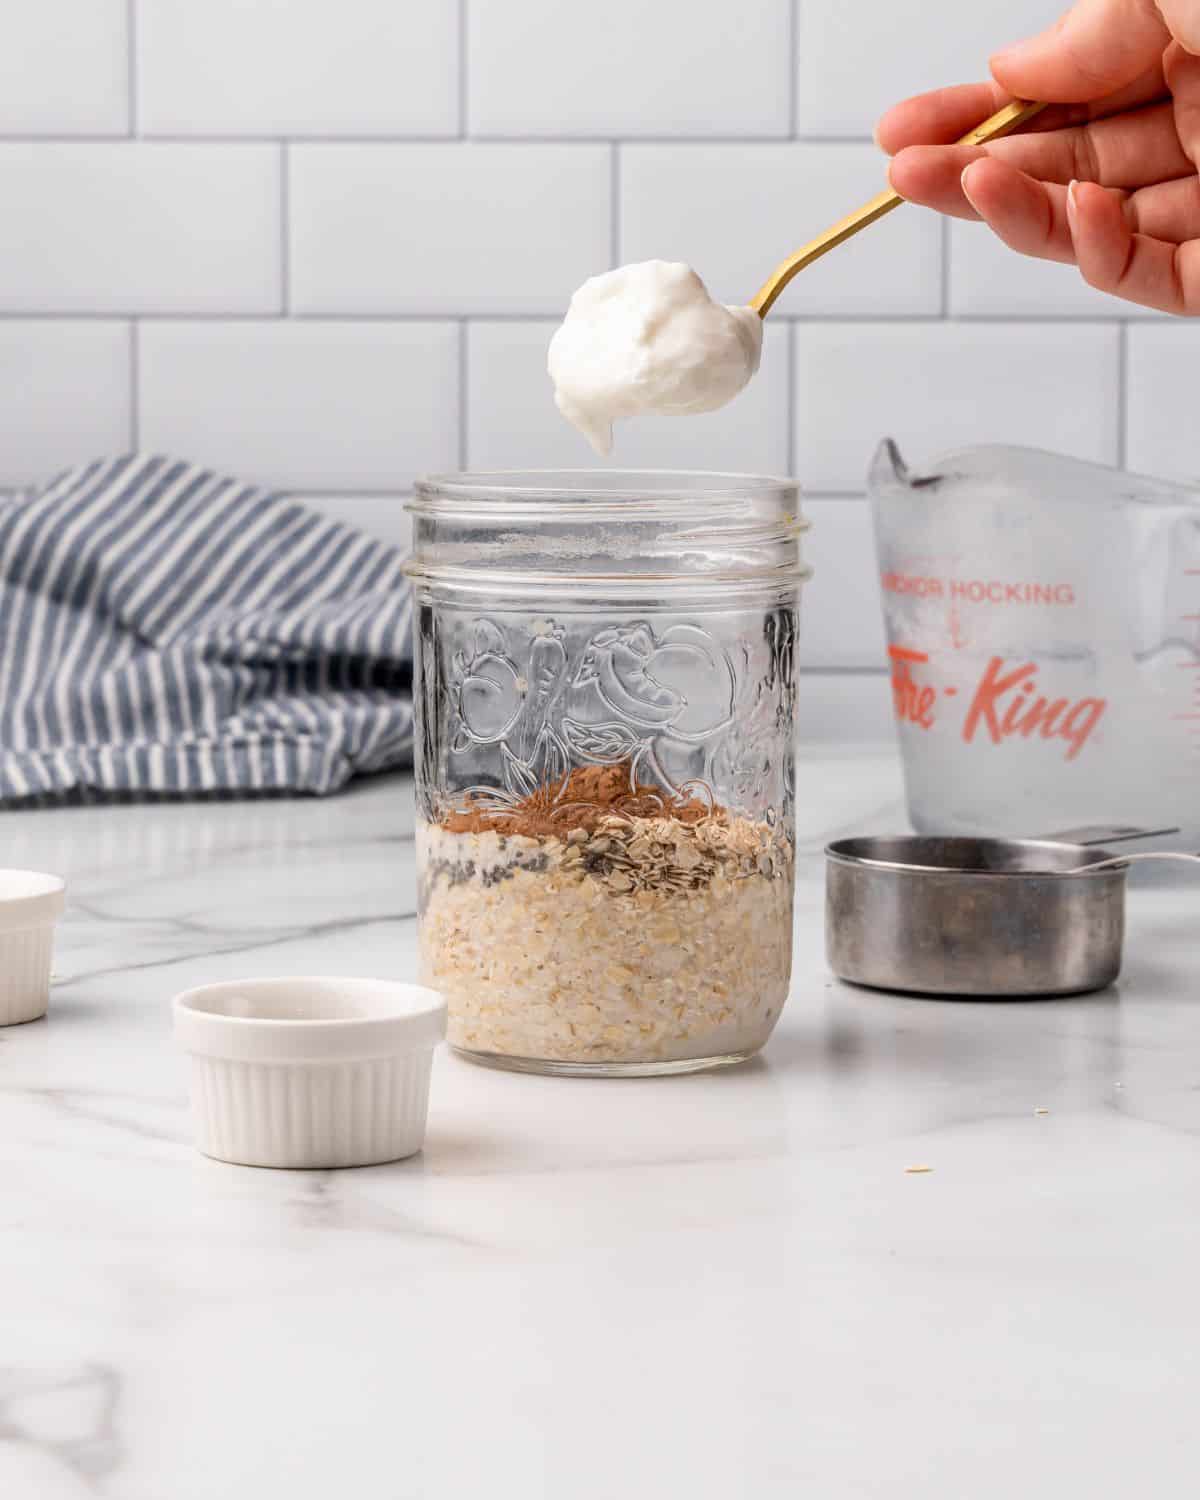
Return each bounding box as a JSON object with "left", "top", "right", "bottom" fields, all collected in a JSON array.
[{"left": 868, "top": 441, "right": 1200, "bottom": 837}]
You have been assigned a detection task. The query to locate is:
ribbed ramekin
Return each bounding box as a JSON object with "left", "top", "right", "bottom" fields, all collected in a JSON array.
[
  {"left": 0, "top": 870, "right": 66, "bottom": 1027},
  {"left": 172, "top": 977, "right": 446, "bottom": 1169}
]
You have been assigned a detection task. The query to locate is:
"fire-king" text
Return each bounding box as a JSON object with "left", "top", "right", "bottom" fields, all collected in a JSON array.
[{"left": 891, "top": 650, "right": 1107, "bottom": 762}]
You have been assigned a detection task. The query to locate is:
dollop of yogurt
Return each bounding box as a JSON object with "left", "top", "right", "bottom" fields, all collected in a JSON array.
[{"left": 547, "top": 260, "right": 763, "bottom": 456}]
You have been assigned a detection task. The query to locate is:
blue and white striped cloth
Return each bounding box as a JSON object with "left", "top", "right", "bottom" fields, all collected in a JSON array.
[{"left": 0, "top": 455, "right": 413, "bottom": 804}]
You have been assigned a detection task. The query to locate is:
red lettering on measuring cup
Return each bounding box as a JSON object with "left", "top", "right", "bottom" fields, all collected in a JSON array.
[
  {"left": 947, "top": 578, "right": 1078, "bottom": 606},
  {"left": 1060, "top": 698, "right": 1107, "bottom": 759},
  {"left": 963, "top": 659, "right": 1036, "bottom": 743},
  {"left": 889, "top": 646, "right": 936, "bottom": 729},
  {"left": 881, "top": 572, "right": 944, "bottom": 598},
  {"left": 962, "top": 657, "right": 1106, "bottom": 761}
]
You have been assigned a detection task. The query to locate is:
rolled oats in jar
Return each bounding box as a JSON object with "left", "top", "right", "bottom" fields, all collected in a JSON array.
[{"left": 406, "top": 471, "right": 809, "bottom": 1076}]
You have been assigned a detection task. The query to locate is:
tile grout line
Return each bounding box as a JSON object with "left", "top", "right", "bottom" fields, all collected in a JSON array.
[
  {"left": 788, "top": 0, "right": 798, "bottom": 137},
  {"left": 126, "top": 0, "right": 137, "bottom": 136},
  {"left": 1117, "top": 320, "right": 1128, "bottom": 468},
  {"left": 610, "top": 144, "right": 621, "bottom": 268},
  {"left": 0, "top": 311, "right": 1162, "bottom": 325},
  {"left": 458, "top": 320, "right": 469, "bottom": 468},
  {"left": 786, "top": 320, "right": 796, "bottom": 477},
  {"left": 0, "top": 132, "right": 877, "bottom": 146},
  {"left": 940, "top": 216, "right": 950, "bottom": 318},
  {"left": 280, "top": 143, "right": 290, "bottom": 315},
  {"left": 128, "top": 321, "right": 139, "bottom": 450},
  {"left": 458, "top": 0, "right": 469, "bottom": 137}
]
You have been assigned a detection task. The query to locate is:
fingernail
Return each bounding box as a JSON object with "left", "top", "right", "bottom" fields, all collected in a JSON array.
[
  {"left": 960, "top": 163, "right": 982, "bottom": 214},
  {"left": 1066, "top": 179, "right": 1079, "bottom": 236}
]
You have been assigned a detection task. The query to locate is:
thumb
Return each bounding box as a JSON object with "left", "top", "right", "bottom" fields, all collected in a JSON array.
[
  {"left": 991, "top": 0, "right": 1170, "bottom": 102},
  {"left": 1157, "top": 1, "right": 1200, "bottom": 54}
]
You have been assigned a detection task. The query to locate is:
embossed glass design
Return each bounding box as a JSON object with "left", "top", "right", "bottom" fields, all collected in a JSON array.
[{"left": 407, "top": 471, "right": 810, "bottom": 1076}]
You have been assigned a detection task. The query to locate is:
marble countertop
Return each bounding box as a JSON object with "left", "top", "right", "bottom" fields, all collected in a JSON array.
[{"left": 3, "top": 747, "right": 1198, "bottom": 1499}]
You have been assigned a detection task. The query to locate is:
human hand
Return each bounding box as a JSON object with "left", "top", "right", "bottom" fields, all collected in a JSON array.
[{"left": 875, "top": 0, "right": 1200, "bottom": 314}]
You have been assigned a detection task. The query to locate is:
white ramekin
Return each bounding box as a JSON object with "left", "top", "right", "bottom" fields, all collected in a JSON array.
[
  {"left": 0, "top": 869, "right": 66, "bottom": 1027},
  {"left": 172, "top": 976, "right": 446, "bottom": 1169}
]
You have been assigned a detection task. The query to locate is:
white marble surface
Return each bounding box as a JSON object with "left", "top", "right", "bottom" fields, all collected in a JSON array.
[{"left": 2, "top": 747, "right": 1198, "bottom": 1498}]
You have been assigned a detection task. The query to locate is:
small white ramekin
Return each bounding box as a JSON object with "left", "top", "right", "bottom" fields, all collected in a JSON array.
[
  {"left": 0, "top": 869, "right": 66, "bottom": 1027},
  {"left": 172, "top": 976, "right": 446, "bottom": 1169}
]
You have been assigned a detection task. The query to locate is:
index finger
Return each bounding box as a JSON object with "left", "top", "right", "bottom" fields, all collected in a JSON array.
[
  {"left": 875, "top": 82, "right": 1008, "bottom": 154},
  {"left": 875, "top": 66, "right": 1169, "bottom": 156}
]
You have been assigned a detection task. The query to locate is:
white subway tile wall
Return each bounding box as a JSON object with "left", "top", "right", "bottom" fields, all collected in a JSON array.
[
  {"left": 468, "top": 0, "right": 791, "bottom": 138},
  {"left": 0, "top": 0, "right": 1179, "bottom": 732},
  {"left": 0, "top": 322, "right": 131, "bottom": 487},
  {"left": 796, "top": 0, "right": 1060, "bottom": 136},
  {"left": 0, "top": 144, "right": 281, "bottom": 314},
  {"left": 138, "top": 0, "right": 459, "bottom": 137},
  {"left": 795, "top": 323, "right": 1122, "bottom": 491},
  {"left": 799, "top": 501, "right": 887, "bottom": 670},
  {"left": 290, "top": 144, "right": 610, "bottom": 314},
  {"left": 620, "top": 144, "right": 942, "bottom": 314},
  {"left": 138, "top": 322, "right": 458, "bottom": 489},
  {"left": 1126, "top": 326, "right": 1200, "bottom": 484},
  {"left": 466, "top": 321, "right": 790, "bottom": 472},
  {"left": 0, "top": 0, "right": 128, "bottom": 136},
  {"left": 948, "top": 221, "right": 1136, "bottom": 318}
]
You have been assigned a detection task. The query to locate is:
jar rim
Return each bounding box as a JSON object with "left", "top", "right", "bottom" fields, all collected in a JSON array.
[{"left": 412, "top": 469, "right": 800, "bottom": 509}]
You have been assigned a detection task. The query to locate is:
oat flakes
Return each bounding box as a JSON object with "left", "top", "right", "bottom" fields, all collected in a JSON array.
[{"left": 417, "top": 811, "right": 794, "bottom": 1066}]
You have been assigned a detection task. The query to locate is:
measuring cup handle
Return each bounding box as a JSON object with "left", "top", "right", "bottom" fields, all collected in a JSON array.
[
  {"left": 1079, "top": 850, "right": 1200, "bottom": 873},
  {"left": 1044, "top": 824, "right": 1181, "bottom": 847}
]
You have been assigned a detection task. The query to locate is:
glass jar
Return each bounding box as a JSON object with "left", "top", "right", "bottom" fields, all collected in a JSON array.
[{"left": 406, "top": 471, "right": 809, "bottom": 1076}]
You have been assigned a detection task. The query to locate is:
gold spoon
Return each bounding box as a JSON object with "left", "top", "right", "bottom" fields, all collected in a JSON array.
[{"left": 749, "top": 98, "right": 1047, "bottom": 317}]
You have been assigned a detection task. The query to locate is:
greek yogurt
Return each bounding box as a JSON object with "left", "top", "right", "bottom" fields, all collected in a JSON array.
[{"left": 547, "top": 260, "right": 763, "bottom": 456}]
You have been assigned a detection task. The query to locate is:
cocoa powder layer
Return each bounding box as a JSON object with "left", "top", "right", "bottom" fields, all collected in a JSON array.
[{"left": 440, "top": 760, "right": 719, "bottom": 838}]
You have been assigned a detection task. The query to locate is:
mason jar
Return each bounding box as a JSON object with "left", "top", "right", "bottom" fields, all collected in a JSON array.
[{"left": 406, "top": 471, "right": 809, "bottom": 1076}]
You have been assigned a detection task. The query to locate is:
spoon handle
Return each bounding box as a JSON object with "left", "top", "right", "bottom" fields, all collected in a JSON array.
[
  {"left": 1075, "top": 851, "right": 1200, "bottom": 874},
  {"left": 749, "top": 98, "right": 1047, "bottom": 317}
]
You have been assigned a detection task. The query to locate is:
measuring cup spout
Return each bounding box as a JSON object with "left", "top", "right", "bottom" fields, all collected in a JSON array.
[{"left": 868, "top": 437, "right": 912, "bottom": 495}]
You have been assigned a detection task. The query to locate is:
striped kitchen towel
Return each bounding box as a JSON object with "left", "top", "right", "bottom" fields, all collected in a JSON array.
[{"left": 0, "top": 454, "right": 413, "bottom": 804}]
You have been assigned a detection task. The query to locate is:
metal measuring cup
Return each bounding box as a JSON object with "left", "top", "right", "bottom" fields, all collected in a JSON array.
[{"left": 825, "top": 827, "right": 1199, "bottom": 998}]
